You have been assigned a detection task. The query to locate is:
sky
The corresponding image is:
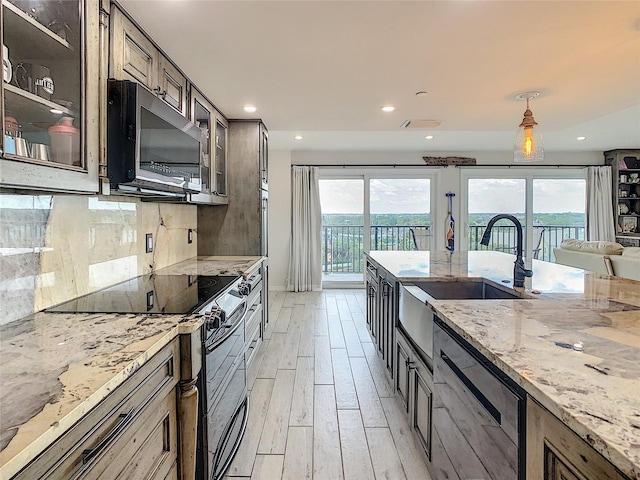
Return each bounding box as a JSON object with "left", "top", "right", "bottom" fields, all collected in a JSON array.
[
  {"left": 319, "top": 179, "right": 430, "bottom": 214},
  {"left": 319, "top": 178, "right": 586, "bottom": 215}
]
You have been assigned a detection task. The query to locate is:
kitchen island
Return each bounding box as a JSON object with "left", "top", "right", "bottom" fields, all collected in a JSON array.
[
  {"left": 0, "top": 255, "right": 264, "bottom": 480},
  {"left": 368, "top": 250, "right": 640, "bottom": 480}
]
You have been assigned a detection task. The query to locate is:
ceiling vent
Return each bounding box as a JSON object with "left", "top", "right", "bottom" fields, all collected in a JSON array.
[{"left": 400, "top": 119, "right": 441, "bottom": 129}]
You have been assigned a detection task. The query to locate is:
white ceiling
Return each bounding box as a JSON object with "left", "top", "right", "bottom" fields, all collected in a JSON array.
[{"left": 118, "top": 0, "right": 640, "bottom": 154}]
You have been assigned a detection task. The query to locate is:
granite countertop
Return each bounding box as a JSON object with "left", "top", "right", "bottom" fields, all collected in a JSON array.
[
  {"left": 0, "top": 255, "right": 263, "bottom": 479},
  {"left": 368, "top": 251, "right": 640, "bottom": 480}
]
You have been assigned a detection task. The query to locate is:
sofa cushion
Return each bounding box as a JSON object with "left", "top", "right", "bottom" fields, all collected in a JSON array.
[
  {"left": 621, "top": 247, "right": 640, "bottom": 259},
  {"left": 560, "top": 239, "right": 624, "bottom": 256}
]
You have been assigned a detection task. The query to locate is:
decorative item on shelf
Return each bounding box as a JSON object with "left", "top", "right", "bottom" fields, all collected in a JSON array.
[
  {"left": 629, "top": 173, "right": 639, "bottom": 184},
  {"left": 12, "top": 63, "right": 55, "bottom": 100},
  {"left": 619, "top": 203, "right": 630, "bottom": 215},
  {"left": 48, "top": 116, "right": 79, "bottom": 166},
  {"left": 3, "top": 115, "right": 20, "bottom": 155},
  {"left": 2, "top": 44, "right": 12, "bottom": 84},
  {"left": 620, "top": 174, "right": 627, "bottom": 183},
  {"left": 621, "top": 216, "right": 637, "bottom": 233},
  {"left": 514, "top": 91, "right": 544, "bottom": 162},
  {"left": 30, "top": 143, "right": 51, "bottom": 161}
]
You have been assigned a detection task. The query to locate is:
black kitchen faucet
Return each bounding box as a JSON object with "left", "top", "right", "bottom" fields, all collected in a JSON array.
[{"left": 480, "top": 214, "right": 533, "bottom": 287}]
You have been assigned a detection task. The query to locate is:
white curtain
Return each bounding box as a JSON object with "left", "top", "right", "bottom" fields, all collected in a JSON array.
[
  {"left": 586, "top": 166, "right": 616, "bottom": 242},
  {"left": 287, "top": 166, "right": 322, "bottom": 292}
]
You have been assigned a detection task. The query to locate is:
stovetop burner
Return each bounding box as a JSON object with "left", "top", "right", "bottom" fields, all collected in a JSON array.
[{"left": 47, "top": 274, "right": 240, "bottom": 314}]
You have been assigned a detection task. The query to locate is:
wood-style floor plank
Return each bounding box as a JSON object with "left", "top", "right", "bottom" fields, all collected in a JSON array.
[
  {"left": 362, "top": 341, "right": 395, "bottom": 398},
  {"left": 338, "top": 410, "right": 376, "bottom": 480},
  {"left": 314, "top": 308, "right": 329, "bottom": 336},
  {"left": 342, "top": 321, "right": 365, "bottom": 357},
  {"left": 279, "top": 307, "right": 302, "bottom": 370},
  {"left": 314, "top": 335, "right": 333, "bottom": 385},
  {"left": 282, "top": 426, "right": 313, "bottom": 480},
  {"left": 272, "top": 306, "right": 293, "bottom": 334},
  {"left": 313, "top": 385, "right": 344, "bottom": 480},
  {"left": 380, "top": 397, "right": 432, "bottom": 479},
  {"left": 327, "top": 313, "right": 346, "bottom": 349},
  {"left": 298, "top": 302, "right": 316, "bottom": 357},
  {"left": 331, "top": 348, "right": 359, "bottom": 409},
  {"left": 289, "top": 356, "right": 314, "bottom": 426},
  {"left": 226, "top": 378, "right": 275, "bottom": 477},
  {"left": 366, "top": 427, "right": 408, "bottom": 480},
  {"left": 251, "top": 455, "right": 284, "bottom": 480},
  {"left": 257, "top": 369, "right": 296, "bottom": 454},
  {"left": 256, "top": 332, "right": 287, "bottom": 379},
  {"left": 349, "top": 356, "right": 388, "bottom": 427}
]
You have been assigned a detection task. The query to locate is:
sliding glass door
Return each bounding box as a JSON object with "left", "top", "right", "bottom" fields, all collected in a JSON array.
[
  {"left": 319, "top": 178, "right": 365, "bottom": 284},
  {"left": 319, "top": 171, "right": 433, "bottom": 286}
]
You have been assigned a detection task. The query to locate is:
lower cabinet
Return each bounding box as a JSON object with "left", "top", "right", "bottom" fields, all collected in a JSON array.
[
  {"left": 527, "top": 398, "right": 630, "bottom": 480},
  {"left": 365, "top": 257, "right": 397, "bottom": 382},
  {"left": 395, "top": 328, "right": 433, "bottom": 467},
  {"left": 14, "top": 340, "right": 180, "bottom": 480}
]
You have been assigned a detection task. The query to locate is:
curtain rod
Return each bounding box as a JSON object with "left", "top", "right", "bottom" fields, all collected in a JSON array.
[
  {"left": 291, "top": 164, "right": 444, "bottom": 168},
  {"left": 291, "top": 163, "right": 598, "bottom": 168},
  {"left": 456, "top": 164, "right": 597, "bottom": 168}
]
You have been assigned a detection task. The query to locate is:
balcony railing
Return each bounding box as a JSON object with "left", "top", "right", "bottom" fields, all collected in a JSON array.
[
  {"left": 321, "top": 224, "right": 586, "bottom": 274},
  {"left": 468, "top": 225, "right": 586, "bottom": 262},
  {"left": 322, "top": 225, "right": 426, "bottom": 274}
]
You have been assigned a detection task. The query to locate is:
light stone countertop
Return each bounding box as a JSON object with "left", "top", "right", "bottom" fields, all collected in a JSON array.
[
  {"left": 0, "top": 256, "right": 264, "bottom": 479},
  {"left": 368, "top": 250, "right": 640, "bottom": 480}
]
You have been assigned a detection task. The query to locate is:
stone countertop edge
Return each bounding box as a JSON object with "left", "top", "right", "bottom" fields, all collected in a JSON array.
[
  {"left": 373, "top": 251, "right": 640, "bottom": 480},
  {"left": 0, "top": 256, "right": 264, "bottom": 479}
]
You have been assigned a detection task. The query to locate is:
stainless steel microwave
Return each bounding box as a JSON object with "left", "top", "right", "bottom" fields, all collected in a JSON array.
[{"left": 107, "top": 79, "right": 203, "bottom": 195}]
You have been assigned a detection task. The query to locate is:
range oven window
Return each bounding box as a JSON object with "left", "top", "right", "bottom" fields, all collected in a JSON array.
[{"left": 139, "top": 107, "right": 201, "bottom": 186}]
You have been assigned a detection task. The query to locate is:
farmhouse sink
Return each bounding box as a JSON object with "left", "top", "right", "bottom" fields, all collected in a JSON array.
[{"left": 412, "top": 279, "right": 527, "bottom": 300}]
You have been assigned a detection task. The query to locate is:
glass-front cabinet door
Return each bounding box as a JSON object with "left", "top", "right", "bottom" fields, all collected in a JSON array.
[
  {"left": 189, "top": 87, "right": 227, "bottom": 204},
  {"left": 1, "top": 0, "right": 100, "bottom": 193},
  {"left": 214, "top": 115, "right": 227, "bottom": 197}
]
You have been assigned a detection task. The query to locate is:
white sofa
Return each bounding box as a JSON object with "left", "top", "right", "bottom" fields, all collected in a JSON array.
[{"left": 553, "top": 239, "right": 640, "bottom": 280}]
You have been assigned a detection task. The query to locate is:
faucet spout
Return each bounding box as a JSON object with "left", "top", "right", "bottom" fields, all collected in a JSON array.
[{"left": 480, "top": 214, "right": 533, "bottom": 287}]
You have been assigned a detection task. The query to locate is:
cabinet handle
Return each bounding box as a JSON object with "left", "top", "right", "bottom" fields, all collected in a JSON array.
[
  {"left": 153, "top": 86, "right": 167, "bottom": 98},
  {"left": 406, "top": 359, "right": 416, "bottom": 370},
  {"left": 81, "top": 407, "right": 137, "bottom": 465}
]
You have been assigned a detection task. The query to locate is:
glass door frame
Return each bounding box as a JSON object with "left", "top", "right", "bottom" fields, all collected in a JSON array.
[
  {"left": 460, "top": 167, "right": 586, "bottom": 260},
  {"left": 319, "top": 167, "right": 439, "bottom": 288}
]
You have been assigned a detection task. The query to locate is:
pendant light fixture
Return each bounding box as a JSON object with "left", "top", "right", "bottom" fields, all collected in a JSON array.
[{"left": 514, "top": 91, "right": 544, "bottom": 162}]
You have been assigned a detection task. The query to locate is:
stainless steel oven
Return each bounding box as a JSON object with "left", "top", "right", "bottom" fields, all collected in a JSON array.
[{"left": 196, "top": 276, "right": 252, "bottom": 480}]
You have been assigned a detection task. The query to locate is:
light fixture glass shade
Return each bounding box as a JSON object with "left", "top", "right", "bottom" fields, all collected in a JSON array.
[
  {"left": 513, "top": 94, "right": 544, "bottom": 162},
  {"left": 514, "top": 125, "right": 544, "bottom": 162}
]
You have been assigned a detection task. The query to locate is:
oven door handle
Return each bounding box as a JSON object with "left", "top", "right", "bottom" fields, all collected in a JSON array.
[{"left": 206, "top": 298, "right": 248, "bottom": 352}]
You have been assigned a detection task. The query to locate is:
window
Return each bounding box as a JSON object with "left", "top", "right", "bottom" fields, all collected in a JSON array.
[{"left": 464, "top": 171, "right": 586, "bottom": 262}]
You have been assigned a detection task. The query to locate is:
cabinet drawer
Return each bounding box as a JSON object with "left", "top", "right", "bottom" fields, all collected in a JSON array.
[
  {"left": 73, "top": 386, "right": 178, "bottom": 480},
  {"left": 15, "top": 340, "right": 179, "bottom": 480}
]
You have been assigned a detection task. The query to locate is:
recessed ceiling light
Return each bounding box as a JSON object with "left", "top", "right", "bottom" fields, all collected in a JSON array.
[
  {"left": 294, "top": 135, "right": 303, "bottom": 140},
  {"left": 50, "top": 108, "right": 64, "bottom": 114},
  {"left": 415, "top": 91, "right": 428, "bottom": 97},
  {"left": 243, "top": 105, "right": 257, "bottom": 113},
  {"left": 425, "top": 135, "right": 434, "bottom": 140},
  {"left": 576, "top": 136, "right": 586, "bottom": 141},
  {"left": 380, "top": 105, "right": 395, "bottom": 113}
]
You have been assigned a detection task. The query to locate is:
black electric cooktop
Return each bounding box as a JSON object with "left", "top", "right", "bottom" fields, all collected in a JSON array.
[{"left": 47, "top": 274, "right": 240, "bottom": 314}]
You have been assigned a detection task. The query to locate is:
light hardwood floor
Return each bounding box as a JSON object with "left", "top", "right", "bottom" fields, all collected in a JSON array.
[{"left": 224, "top": 289, "right": 432, "bottom": 480}]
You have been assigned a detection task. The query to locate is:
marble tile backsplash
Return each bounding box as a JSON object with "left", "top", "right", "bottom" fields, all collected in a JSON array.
[{"left": 0, "top": 193, "right": 197, "bottom": 325}]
